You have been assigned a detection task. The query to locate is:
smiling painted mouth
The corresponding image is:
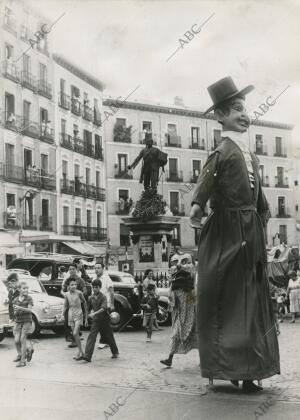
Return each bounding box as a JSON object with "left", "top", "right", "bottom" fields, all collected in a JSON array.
[{"left": 239, "top": 120, "right": 249, "bottom": 127}]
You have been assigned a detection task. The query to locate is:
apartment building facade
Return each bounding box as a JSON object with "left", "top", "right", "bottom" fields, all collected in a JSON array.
[
  {"left": 53, "top": 54, "right": 107, "bottom": 255},
  {"left": 0, "top": 0, "right": 107, "bottom": 265},
  {"left": 0, "top": 0, "right": 57, "bottom": 265},
  {"left": 103, "top": 98, "right": 298, "bottom": 266}
]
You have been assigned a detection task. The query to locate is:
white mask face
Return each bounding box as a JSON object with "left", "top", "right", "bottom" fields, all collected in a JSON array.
[{"left": 170, "top": 253, "right": 194, "bottom": 275}]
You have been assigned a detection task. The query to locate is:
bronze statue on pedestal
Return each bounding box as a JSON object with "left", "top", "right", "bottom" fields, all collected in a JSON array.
[{"left": 128, "top": 132, "right": 167, "bottom": 191}]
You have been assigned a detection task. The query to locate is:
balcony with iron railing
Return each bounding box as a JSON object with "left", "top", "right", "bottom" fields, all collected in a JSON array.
[
  {"left": 59, "top": 92, "right": 71, "bottom": 110},
  {"left": 24, "top": 167, "right": 56, "bottom": 191},
  {"left": 83, "top": 105, "right": 93, "bottom": 122},
  {"left": 275, "top": 176, "right": 289, "bottom": 188},
  {"left": 261, "top": 175, "right": 270, "bottom": 187},
  {"left": 276, "top": 207, "right": 291, "bottom": 218},
  {"left": 0, "top": 162, "right": 24, "bottom": 184},
  {"left": 73, "top": 137, "right": 85, "bottom": 155},
  {"left": 21, "top": 71, "right": 37, "bottom": 92},
  {"left": 165, "top": 133, "right": 182, "bottom": 148},
  {"left": 40, "top": 170, "right": 56, "bottom": 191},
  {"left": 0, "top": 162, "right": 56, "bottom": 190},
  {"left": 62, "top": 225, "right": 107, "bottom": 241},
  {"left": 40, "top": 123, "right": 54, "bottom": 143},
  {"left": 166, "top": 170, "right": 183, "bottom": 182},
  {"left": 22, "top": 118, "right": 40, "bottom": 139},
  {"left": 39, "top": 216, "right": 54, "bottom": 231},
  {"left": 37, "top": 80, "right": 52, "bottom": 99},
  {"left": 71, "top": 98, "right": 82, "bottom": 116},
  {"left": 23, "top": 215, "right": 38, "bottom": 230},
  {"left": 170, "top": 204, "right": 185, "bottom": 216},
  {"left": 189, "top": 138, "right": 205, "bottom": 150},
  {"left": 114, "top": 167, "right": 133, "bottom": 179},
  {"left": 255, "top": 144, "right": 268, "bottom": 156},
  {"left": 3, "top": 112, "right": 23, "bottom": 132},
  {"left": 274, "top": 146, "right": 287, "bottom": 158},
  {"left": 93, "top": 108, "right": 102, "bottom": 126},
  {"left": 60, "top": 133, "right": 73, "bottom": 150},
  {"left": 3, "top": 212, "right": 20, "bottom": 229},
  {"left": 61, "top": 178, "right": 75, "bottom": 195},
  {"left": 3, "top": 16, "right": 17, "bottom": 35},
  {"left": 2, "top": 60, "right": 20, "bottom": 83},
  {"left": 83, "top": 143, "right": 95, "bottom": 158},
  {"left": 60, "top": 179, "right": 105, "bottom": 201}
]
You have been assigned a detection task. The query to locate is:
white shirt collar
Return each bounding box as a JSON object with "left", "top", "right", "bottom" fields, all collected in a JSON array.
[{"left": 221, "top": 131, "right": 249, "bottom": 151}]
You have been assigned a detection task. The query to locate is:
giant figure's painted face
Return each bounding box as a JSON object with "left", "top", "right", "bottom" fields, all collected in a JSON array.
[{"left": 169, "top": 253, "right": 194, "bottom": 276}]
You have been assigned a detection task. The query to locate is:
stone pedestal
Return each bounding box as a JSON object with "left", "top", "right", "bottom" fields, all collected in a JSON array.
[{"left": 121, "top": 215, "right": 180, "bottom": 274}]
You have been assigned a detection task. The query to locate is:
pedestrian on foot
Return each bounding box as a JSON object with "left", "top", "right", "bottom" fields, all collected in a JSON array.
[
  {"left": 13, "top": 281, "right": 34, "bottom": 367},
  {"left": 63, "top": 278, "right": 88, "bottom": 360},
  {"left": 141, "top": 283, "right": 158, "bottom": 342},
  {"left": 287, "top": 271, "right": 300, "bottom": 323},
  {"left": 160, "top": 253, "right": 197, "bottom": 367},
  {"left": 78, "top": 279, "right": 119, "bottom": 362}
]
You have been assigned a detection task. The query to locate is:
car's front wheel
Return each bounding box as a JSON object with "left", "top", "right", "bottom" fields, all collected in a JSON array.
[{"left": 0, "top": 332, "right": 5, "bottom": 343}]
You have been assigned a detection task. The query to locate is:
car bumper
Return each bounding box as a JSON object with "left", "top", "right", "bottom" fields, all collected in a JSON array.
[{"left": 39, "top": 318, "right": 64, "bottom": 327}]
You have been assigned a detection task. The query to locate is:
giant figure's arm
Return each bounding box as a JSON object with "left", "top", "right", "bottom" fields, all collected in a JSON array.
[{"left": 190, "top": 151, "right": 220, "bottom": 227}]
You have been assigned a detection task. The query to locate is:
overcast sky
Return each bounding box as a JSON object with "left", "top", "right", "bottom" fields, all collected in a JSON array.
[{"left": 29, "top": 0, "right": 300, "bottom": 151}]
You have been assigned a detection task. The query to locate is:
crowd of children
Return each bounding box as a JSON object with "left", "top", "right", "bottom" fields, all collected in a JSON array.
[{"left": 3, "top": 263, "right": 300, "bottom": 369}]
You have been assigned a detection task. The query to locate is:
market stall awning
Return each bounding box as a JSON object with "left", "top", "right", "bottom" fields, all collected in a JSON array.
[{"left": 61, "top": 241, "right": 106, "bottom": 256}]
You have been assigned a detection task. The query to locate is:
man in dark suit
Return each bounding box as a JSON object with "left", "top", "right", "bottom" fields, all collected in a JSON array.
[{"left": 128, "top": 132, "right": 161, "bottom": 191}]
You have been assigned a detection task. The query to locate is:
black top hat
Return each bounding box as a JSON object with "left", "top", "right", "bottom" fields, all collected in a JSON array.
[
  {"left": 204, "top": 76, "right": 254, "bottom": 114},
  {"left": 144, "top": 132, "right": 153, "bottom": 142}
]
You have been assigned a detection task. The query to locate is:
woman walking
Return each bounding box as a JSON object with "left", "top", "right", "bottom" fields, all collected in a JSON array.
[
  {"left": 160, "top": 253, "right": 197, "bottom": 367},
  {"left": 287, "top": 271, "right": 300, "bottom": 323}
]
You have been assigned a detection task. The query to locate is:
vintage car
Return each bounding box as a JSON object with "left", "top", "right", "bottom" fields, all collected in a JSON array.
[
  {"left": 8, "top": 256, "right": 170, "bottom": 330},
  {"left": 1, "top": 269, "right": 65, "bottom": 336},
  {"left": 0, "top": 280, "right": 10, "bottom": 342}
]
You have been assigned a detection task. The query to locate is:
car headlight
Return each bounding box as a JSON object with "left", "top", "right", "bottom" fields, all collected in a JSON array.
[
  {"left": 43, "top": 304, "right": 51, "bottom": 313},
  {"left": 133, "top": 287, "right": 139, "bottom": 296}
]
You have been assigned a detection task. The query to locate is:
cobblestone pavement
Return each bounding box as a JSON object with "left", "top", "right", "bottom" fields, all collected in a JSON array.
[{"left": 1, "top": 320, "right": 300, "bottom": 420}]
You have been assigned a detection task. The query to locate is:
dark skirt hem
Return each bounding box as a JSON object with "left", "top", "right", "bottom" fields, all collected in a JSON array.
[{"left": 200, "top": 367, "right": 280, "bottom": 381}]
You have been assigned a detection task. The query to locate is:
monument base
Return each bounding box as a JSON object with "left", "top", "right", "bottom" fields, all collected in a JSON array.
[{"left": 121, "top": 215, "right": 181, "bottom": 274}]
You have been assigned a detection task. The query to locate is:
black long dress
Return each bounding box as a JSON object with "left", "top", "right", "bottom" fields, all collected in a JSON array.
[{"left": 192, "top": 137, "right": 280, "bottom": 381}]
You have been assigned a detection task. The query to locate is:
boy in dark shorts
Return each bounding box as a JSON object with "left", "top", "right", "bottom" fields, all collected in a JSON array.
[
  {"left": 78, "top": 279, "right": 119, "bottom": 362},
  {"left": 13, "top": 281, "right": 34, "bottom": 367}
]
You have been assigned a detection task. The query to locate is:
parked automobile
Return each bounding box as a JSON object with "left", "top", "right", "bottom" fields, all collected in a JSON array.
[
  {"left": 0, "top": 280, "right": 10, "bottom": 342},
  {"left": 8, "top": 256, "right": 171, "bottom": 330},
  {"left": 1, "top": 269, "right": 65, "bottom": 336}
]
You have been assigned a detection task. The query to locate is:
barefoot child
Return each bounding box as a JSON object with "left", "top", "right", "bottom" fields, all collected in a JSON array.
[
  {"left": 141, "top": 283, "right": 158, "bottom": 342},
  {"left": 64, "top": 279, "right": 88, "bottom": 360},
  {"left": 13, "top": 281, "right": 34, "bottom": 367}
]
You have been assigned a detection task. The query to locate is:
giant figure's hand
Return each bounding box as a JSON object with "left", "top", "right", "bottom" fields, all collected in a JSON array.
[{"left": 189, "top": 204, "right": 203, "bottom": 229}]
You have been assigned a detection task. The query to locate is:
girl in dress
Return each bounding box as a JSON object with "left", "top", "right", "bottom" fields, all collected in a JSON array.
[{"left": 286, "top": 271, "right": 300, "bottom": 323}]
